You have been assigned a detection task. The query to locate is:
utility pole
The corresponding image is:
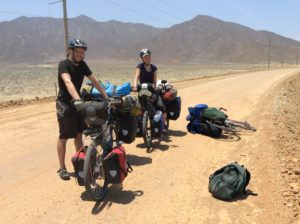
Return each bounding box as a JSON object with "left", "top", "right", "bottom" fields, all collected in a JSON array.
[
  {"left": 297, "top": 48, "right": 299, "bottom": 65},
  {"left": 49, "top": 0, "right": 69, "bottom": 57},
  {"left": 268, "top": 38, "right": 271, "bottom": 69}
]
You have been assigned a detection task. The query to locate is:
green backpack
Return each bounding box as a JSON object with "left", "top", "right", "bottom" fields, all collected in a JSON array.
[
  {"left": 208, "top": 162, "right": 251, "bottom": 201},
  {"left": 202, "top": 107, "right": 228, "bottom": 124}
]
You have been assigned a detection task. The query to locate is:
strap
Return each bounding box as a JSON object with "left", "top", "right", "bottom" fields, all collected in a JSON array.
[
  {"left": 127, "top": 162, "right": 133, "bottom": 173},
  {"left": 118, "top": 162, "right": 133, "bottom": 176},
  {"left": 74, "top": 147, "right": 86, "bottom": 184},
  {"left": 76, "top": 147, "right": 85, "bottom": 160},
  {"left": 112, "top": 85, "right": 117, "bottom": 96}
]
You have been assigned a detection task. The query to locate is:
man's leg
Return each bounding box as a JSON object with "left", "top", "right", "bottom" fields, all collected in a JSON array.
[
  {"left": 74, "top": 133, "right": 84, "bottom": 152},
  {"left": 57, "top": 138, "right": 68, "bottom": 168},
  {"left": 57, "top": 138, "right": 70, "bottom": 180}
]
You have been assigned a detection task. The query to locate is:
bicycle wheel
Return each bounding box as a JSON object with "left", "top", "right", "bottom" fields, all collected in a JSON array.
[
  {"left": 142, "top": 111, "right": 153, "bottom": 150},
  {"left": 206, "top": 120, "right": 238, "bottom": 133},
  {"left": 83, "top": 144, "right": 108, "bottom": 201},
  {"left": 226, "top": 119, "right": 256, "bottom": 131},
  {"left": 165, "top": 116, "right": 170, "bottom": 130}
]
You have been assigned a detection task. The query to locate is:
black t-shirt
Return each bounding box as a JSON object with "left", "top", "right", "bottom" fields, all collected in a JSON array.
[
  {"left": 136, "top": 63, "right": 157, "bottom": 84},
  {"left": 57, "top": 59, "right": 92, "bottom": 102}
]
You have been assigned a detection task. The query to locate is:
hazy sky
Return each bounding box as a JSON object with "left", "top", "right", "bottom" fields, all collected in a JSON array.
[{"left": 0, "top": 0, "right": 299, "bottom": 41}]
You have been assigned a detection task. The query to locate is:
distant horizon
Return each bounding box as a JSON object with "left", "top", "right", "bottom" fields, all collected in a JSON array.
[
  {"left": 2, "top": 14, "right": 300, "bottom": 43},
  {"left": 0, "top": 0, "right": 299, "bottom": 41}
]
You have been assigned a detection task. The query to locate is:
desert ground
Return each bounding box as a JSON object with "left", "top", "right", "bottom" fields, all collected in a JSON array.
[{"left": 0, "top": 68, "right": 299, "bottom": 224}]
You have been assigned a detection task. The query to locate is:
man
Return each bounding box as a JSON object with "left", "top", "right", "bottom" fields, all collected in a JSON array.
[{"left": 56, "top": 39, "right": 108, "bottom": 180}]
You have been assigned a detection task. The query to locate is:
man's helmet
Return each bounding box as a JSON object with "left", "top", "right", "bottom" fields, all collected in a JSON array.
[
  {"left": 139, "top": 48, "right": 151, "bottom": 58},
  {"left": 68, "top": 39, "right": 87, "bottom": 50}
]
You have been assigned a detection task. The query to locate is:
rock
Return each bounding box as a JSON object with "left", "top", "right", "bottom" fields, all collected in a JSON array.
[
  {"left": 295, "top": 170, "right": 300, "bottom": 175},
  {"left": 283, "top": 192, "right": 290, "bottom": 197}
]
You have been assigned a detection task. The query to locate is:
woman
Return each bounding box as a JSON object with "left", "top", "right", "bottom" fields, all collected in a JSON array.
[
  {"left": 133, "top": 48, "right": 157, "bottom": 90},
  {"left": 133, "top": 48, "right": 167, "bottom": 133}
]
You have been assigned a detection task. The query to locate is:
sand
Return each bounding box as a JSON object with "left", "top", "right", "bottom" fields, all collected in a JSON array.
[{"left": 0, "top": 68, "right": 299, "bottom": 224}]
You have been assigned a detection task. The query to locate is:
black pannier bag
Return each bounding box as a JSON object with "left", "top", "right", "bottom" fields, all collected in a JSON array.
[
  {"left": 166, "top": 96, "right": 181, "bottom": 120},
  {"left": 117, "top": 112, "right": 137, "bottom": 143},
  {"left": 76, "top": 101, "right": 108, "bottom": 126},
  {"left": 135, "top": 114, "right": 143, "bottom": 137}
]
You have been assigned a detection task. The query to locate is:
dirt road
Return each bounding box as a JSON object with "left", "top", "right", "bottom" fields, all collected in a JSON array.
[{"left": 0, "top": 68, "right": 299, "bottom": 224}]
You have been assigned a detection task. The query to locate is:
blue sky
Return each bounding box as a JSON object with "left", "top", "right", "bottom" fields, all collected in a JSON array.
[{"left": 0, "top": 0, "right": 299, "bottom": 41}]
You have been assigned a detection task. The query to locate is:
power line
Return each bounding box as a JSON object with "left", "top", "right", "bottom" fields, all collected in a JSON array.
[
  {"left": 103, "top": 0, "right": 172, "bottom": 26},
  {"left": 49, "top": 0, "right": 63, "bottom": 5},
  {"left": 135, "top": 0, "right": 184, "bottom": 22},
  {"left": 158, "top": 0, "right": 191, "bottom": 18},
  {"left": 0, "top": 10, "right": 42, "bottom": 17}
]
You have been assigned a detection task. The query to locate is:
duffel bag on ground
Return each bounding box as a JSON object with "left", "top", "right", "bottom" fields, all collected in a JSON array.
[
  {"left": 186, "top": 104, "right": 208, "bottom": 121},
  {"left": 202, "top": 107, "right": 228, "bottom": 124},
  {"left": 187, "top": 120, "right": 222, "bottom": 137},
  {"left": 208, "top": 162, "right": 251, "bottom": 201}
]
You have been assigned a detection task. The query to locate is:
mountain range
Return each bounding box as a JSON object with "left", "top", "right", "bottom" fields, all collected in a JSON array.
[{"left": 0, "top": 15, "right": 299, "bottom": 64}]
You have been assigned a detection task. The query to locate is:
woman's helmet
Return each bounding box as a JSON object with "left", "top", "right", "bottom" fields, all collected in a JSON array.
[
  {"left": 139, "top": 48, "right": 151, "bottom": 58},
  {"left": 68, "top": 39, "right": 87, "bottom": 50}
]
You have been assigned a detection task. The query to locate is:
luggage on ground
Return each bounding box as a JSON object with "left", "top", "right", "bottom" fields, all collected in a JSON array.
[
  {"left": 186, "top": 104, "right": 222, "bottom": 137},
  {"left": 208, "top": 162, "right": 251, "bottom": 201},
  {"left": 202, "top": 107, "right": 228, "bottom": 124}
]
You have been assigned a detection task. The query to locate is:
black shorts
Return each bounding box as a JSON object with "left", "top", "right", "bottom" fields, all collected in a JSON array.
[{"left": 56, "top": 100, "right": 87, "bottom": 139}]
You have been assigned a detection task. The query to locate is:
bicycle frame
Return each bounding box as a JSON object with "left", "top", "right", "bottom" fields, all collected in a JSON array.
[{"left": 79, "top": 98, "right": 123, "bottom": 201}]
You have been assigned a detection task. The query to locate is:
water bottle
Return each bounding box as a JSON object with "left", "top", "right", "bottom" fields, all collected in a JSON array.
[
  {"left": 153, "top": 110, "right": 163, "bottom": 133},
  {"left": 153, "top": 110, "right": 162, "bottom": 123}
]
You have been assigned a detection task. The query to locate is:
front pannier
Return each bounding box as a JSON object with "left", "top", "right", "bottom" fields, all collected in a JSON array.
[{"left": 77, "top": 101, "right": 108, "bottom": 126}]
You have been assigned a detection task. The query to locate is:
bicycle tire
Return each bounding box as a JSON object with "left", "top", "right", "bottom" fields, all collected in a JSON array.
[
  {"left": 226, "top": 119, "right": 256, "bottom": 131},
  {"left": 166, "top": 117, "right": 170, "bottom": 130},
  {"left": 206, "top": 120, "right": 239, "bottom": 133},
  {"left": 83, "top": 144, "right": 108, "bottom": 201},
  {"left": 142, "top": 111, "right": 153, "bottom": 150}
]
